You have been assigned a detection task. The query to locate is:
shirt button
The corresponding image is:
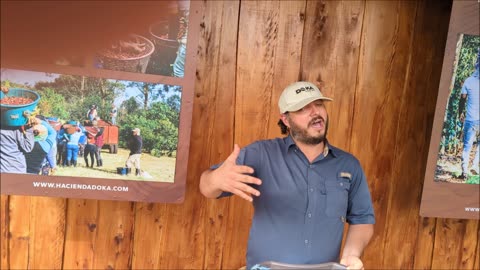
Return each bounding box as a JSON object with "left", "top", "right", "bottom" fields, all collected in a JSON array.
[
  {"left": 308, "top": 213, "right": 312, "bottom": 218},
  {"left": 340, "top": 183, "right": 344, "bottom": 186},
  {"left": 305, "top": 240, "right": 309, "bottom": 244},
  {"left": 309, "top": 188, "right": 314, "bottom": 192}
]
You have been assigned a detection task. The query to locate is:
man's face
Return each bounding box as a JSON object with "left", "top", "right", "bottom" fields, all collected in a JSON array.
[{"left": 282, "top": 100, "right": 329, "bottom": 145}]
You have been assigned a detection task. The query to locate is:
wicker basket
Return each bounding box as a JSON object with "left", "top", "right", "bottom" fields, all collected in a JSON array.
[{"left": 97, "top": 34, "right": 155, "bottom": 73}]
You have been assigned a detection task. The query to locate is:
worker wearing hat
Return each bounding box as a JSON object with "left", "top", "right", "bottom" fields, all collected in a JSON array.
[{"left": 126, "top": 127, "right": 143, "bottom": 176}]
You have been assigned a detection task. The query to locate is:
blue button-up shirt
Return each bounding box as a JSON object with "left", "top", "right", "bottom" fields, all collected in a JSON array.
[{"left": 215, "top": 136, "right": 375, "bottom": 269}]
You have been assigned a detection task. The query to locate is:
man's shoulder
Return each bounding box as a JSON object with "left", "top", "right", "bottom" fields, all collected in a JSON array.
[
  {"left": 464, "top": 75, "right": 479, "bottom": 87},
  {"left": 247, "top": 137, "right": 287, "bottom": 148},
  {"left": 328, "top": 144, "right": 360, "bottom": 161}
]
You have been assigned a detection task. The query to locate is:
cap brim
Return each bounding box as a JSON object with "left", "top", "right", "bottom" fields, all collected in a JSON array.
[{"left": 281, "top": 96, "right": 332, "bottom": 113}]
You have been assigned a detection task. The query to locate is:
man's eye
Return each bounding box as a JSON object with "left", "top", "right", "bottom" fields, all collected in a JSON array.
[{"left": 298, "top": 107, "right": 308, "bottom": 113}]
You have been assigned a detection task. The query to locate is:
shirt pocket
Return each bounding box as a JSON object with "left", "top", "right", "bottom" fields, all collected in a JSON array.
[{"left": 324, "top": 178, "right": 351, "bottom": 218}]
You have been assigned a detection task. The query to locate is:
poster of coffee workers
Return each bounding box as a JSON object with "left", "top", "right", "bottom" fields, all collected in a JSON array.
[{"left": 0, "top": 68, "right": 180, "bottom": 183}]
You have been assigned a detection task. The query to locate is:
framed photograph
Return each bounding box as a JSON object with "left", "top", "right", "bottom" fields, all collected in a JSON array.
[
  {"left": 0, "top": 0, "right": 201, "bottom": 203},
  {"left": 420, "top": 1, "right": 479, "bottom": 219}
]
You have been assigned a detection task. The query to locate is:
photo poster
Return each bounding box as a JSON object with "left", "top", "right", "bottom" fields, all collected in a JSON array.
[
  {"left": 0, "top": 0, "right": 201, "bottom": 203},
  {"left": 420, "top": 1, "right": 479, "bottom": 219}
]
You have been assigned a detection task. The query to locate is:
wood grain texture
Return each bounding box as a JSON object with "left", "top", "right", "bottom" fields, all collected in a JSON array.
[
  {"left": 191, "top": 1, "right": 241, "bottom": 269},
  {"left": 266, "top": 0, "right": 306, "bottom": 138},
  {"left": 28, "top": 197, "right": 66, "bottom": 269},
  {"left": 131, "top": 203, "right": 168, "bottom": 269},
  {"left": 475, "top": 232, "right": 480, "bottom": 270},
  {"left": 236, "top": 0, "right": 278, "bottom": 144},
  {"left": 8, "top": 196, "right": 31, "bottom": 269},
  {"left": 62, "top": 199, "right": 99, "bottom": 269},
  {"left": 431, "top": 219, "right": 479, "bottom": 269},
  {"left": 301, "top": 1, "right": 365, "bottom": 151},
  {"left": 381, "top": 0, "right": 451, "bottom": 268},
  {"left": 350, "top": 1, "right": 418, "bottom": 267},
  {"left": 413, "top": 217, "right": 437, "bottom": 269},
  {"left": 0, "top": 195, "right": 9, "bottom": 269},
  {"left": 92, "top": 201, "right": 135, "bottom": 269}
]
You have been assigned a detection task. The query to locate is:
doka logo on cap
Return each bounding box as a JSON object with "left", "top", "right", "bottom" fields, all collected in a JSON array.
[{"left": 295, "top": 86, "right": 315, "bottom": 94}]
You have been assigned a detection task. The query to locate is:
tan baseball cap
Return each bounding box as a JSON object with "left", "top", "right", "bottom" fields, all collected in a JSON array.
[{"left": 278, "top": 81, "right": 333, "bottom": 113}]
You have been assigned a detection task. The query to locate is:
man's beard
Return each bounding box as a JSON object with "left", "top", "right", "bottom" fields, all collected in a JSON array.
[{"left": 289, "top": 116, "right": 328, "bottom": 145}]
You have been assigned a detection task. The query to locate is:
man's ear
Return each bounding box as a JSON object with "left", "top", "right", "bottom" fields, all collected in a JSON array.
[{"left": 279, "top": 113, "right": 290, "bottom": 128}]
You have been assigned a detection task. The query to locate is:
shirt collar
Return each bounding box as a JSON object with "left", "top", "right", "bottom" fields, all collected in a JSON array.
[{"left": 284, "top": 135, "right": 337, "bottom": 158}]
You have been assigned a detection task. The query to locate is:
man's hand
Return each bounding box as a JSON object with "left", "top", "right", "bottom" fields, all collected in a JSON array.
[
  {"left": 340, "top": 255, "right": 364, "bottom": 270},
  {"left": 24, "top": 116, "right": 40, "bottom": 129},
  {"left": 199, "top": 144, "right": 262, "bottom": 202}
]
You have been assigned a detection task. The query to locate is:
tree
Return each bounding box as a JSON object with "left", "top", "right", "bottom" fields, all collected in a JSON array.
[
  {"left": 34, "top": 74, "right": 125, "bottom": 122},
  {"left": 126, "top": 82, "right": 180, "bottom": 110},
  {"left": 37, "top": 87, "right": 69, "bottom": 120},
  {"left": 118, "top": 100, "right": 179, "bottom": 156}
]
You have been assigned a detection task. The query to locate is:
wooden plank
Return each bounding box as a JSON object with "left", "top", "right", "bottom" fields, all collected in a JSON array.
[
  {"left": 8, "top": 196, "right": 31, "bottom": 269},
  {"left": 235, "top": 0, "right": 279, "bottom": 144},
  {"left": 413, "top": 217, "right": 437, "bottom": 269},
  {"left": 382, "top": 0, "right": 452, "bottom": 268},
  {"left": 131, "top": 203, "right": 168, "bottom": 269},
  {"left": 92, "top": 201, "right": 135, "bottom": 269},
  {"left": 301, "top": 0, "right": 365, "bottom": 151},
  {"left": 459, "top": 220, "right": 479, "bottom": 269},
  {"left": 62, "top": 199, "right": 99, "bottom": 269},
  {"left": 28, "top": 197, "right": 66, "bottom": 269},
  {"left": 0, "top": 195, "right": 9, "bottom": 269},
  {"left": 349, "top": 1, "right": 418, "bottom": 267},
  {"left": 189, "top": 1, "right": 241, "bottom": 269},
  {"left": 431, "top": 219, "right": 479, "bottom": 269},
  {"left": 266, "top": 0, "right": 306, "bottom": 138},
  {"left": 474, "top": 231, "right": 480, "bottom": 270}
]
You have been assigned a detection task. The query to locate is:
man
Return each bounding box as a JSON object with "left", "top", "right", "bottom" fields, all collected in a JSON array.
[
  {"left": 24, "top": 119, "right": 56, "bottom": 174},
  {"left": 458, "top": 54, "right": 480, "bottom": 179},
  {"left": 110, "top": 104, "right": 118, "bottom": 125},
  {"left": 200, "top": 81, "right": 375, "bottom": 270},
  {"left": 94, "top": 125, "right": 105, "bottom": 167},
  {"left": 87, "top": 105, "right": 98, "bottom": 122},
  {"left": 0, "top": 125, "right": 35, "bottom": 173},
  {"left": 126, "top": 127, "right": 143, "bottom": 176}
]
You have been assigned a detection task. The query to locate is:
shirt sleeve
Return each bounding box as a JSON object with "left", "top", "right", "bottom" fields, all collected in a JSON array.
[
  {"left": 461, "top": 77, "right": 471, "bottom": 95},
  {"left": 346, "top": 159, "right": 376, "bottom": 224},
  {"left": 16, "top": 129, "right": 35, "bottom": 153}
]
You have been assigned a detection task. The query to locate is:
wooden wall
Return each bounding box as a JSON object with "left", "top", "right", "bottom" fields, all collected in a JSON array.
[{"left": 2, "top": 0, "right": 479, "bottom": 269}]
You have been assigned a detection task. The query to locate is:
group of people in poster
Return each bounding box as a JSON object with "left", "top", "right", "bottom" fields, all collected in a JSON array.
[
  {"left": 0, "top": 110, "right": 106, "bottom": 175},
  {"left": 0, "top": 85, "right": 143, "bottom": 177}
]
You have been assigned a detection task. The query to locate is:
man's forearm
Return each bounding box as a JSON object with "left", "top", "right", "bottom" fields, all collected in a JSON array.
[{"left": 342, "top": 224, "right": 374, "bottom": 258}]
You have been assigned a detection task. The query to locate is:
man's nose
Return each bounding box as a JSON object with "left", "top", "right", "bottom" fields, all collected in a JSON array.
[{"left": 310, "top": 105, "right": 321, "bottom": 116}]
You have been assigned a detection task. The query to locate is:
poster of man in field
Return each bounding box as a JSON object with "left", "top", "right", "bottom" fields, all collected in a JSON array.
[
  {"left": 435, "top": 34, "right": 479, "bottom": 184},
  {"left": 0, "top": 68, "right": 179, "bottom": 183}
]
